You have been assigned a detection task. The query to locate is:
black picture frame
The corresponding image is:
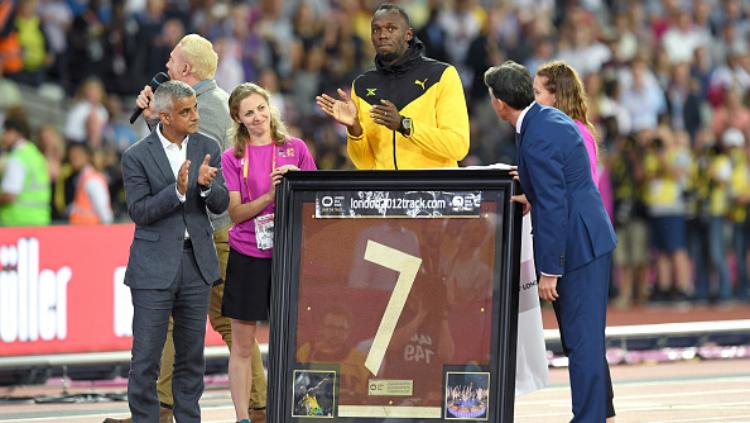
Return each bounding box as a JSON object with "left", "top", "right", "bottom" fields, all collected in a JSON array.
[{"left": 269, "top": 169, "right": 522, "bottom": 423}]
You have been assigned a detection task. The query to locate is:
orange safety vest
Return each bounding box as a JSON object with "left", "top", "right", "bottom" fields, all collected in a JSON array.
[
  {"left": 69, "top": 166, "right": 110, "bottom": 224},
  {"left": 0, "top": 0, "right": 22, "bottom": 74}
]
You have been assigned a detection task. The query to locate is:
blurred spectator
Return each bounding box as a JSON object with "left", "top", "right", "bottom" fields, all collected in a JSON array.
[
  {"left": 694, "top": 132, "right": 733, "bottom": 303},
  {"left": 36, "top": 124, "right": 64, "bottom": 219},
  {"left": 727, "top": 127, "right": 750, "bottom": 301},
  {"left": 258, "top": 67, "right": 286, "bottom": 118},
  {"left": 65, "top": 0, "right": 107, "bottom": 93},
  {"left": 0, "top": 72, "right": 21, "bottom": 121},
  {"left": 438, "top": 0, "right": 482, "bottom": 88},
  {"left": 136, "top": 0, "right": 169, "bottom": 80},
  {"left": 101, "top": 0, "right": 143, "bottom": 96},
  {"left": 415, "top": 4, "right": 448, "bottom": 64},
  {"left": 611, "top": 11, "right": 638, "bottom": 64},
  {"left": 710, "top": 52, "right": 750, "bottom": 97},
  {"left": 711, "top": 87, "right": 750, "bottom": 137},
  {"left": 64, "top": 77, "right": 109, "bottom": 146},
  {"left": 37, "top": 0, "right": 71, "bottom": 84},
  {"left": 686, "top": 128, "right": 713, "bottom": 303},
  {"left": 11, "top": 0, "right": 51, "bottom": 86},
  {"left": 213, "top": 35, "right": 244, "bottom": 93},
  {"left": 666, "top": 62, "right": 690, "bottom": 132},
  {"left": 609, "top": 140, "right": 649, "bottom": 307},
  {"left": 290, "top": 45, "right": 324, "bottom": 119},
  {"left": 690, "top": 46, "right": 713, "bottom": 97},
  {"left": 557, "top": 6, "right": 611, "bottom": 77},
  {"left": 37, "top": 124, "right": 63, "bottom": 180},
  {"left": 596, "top": 75, "right": 632, "bottom": 141},
  {"left": 103, "top": 94, "right": 137, "bottom": 152},
  {"left": 642, "top": 128, "right": 692, "bottom": 302},
  {"left": 0, "top": 106, "right": 50, "bottom": 225},
  {"left": 620, "top": 57, "right": 666, "bottom": 132},
  {"left": 52, "top": 147, "right": 76, "bottom": 222},
  {"left": 149, "top": 17, "right": 185, "bottom": 77},
  {"left": 662, "top": 9, "right": 710, "bottom": 64},
  {"left": 525, "top": 35, "right": 555, "bottom": 77},
  {"left": 290, "top": 0, "right": 323, "bottom": 51},
  {"left": 229, "top": 3, "right": 271, "bottom": 84},
  {"left": 66, "top": 142, "right": 112, "bottom": 223},
  {"left": 254, "top": 0, "right": 296, "bottom": 77},
  {"left": 711, "top": 19, "right": 746, "bottom": 69},
  {"left": 0, "top": 0, "right": 23, "bottom": 77}
]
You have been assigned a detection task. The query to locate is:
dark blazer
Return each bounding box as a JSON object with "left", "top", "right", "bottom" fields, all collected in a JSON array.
[
  {"left": 517, "top": 102, "right": 616, "bottom": 275},
  {"left": 122, "top": 129, "right": 229, "bottom": 288}
]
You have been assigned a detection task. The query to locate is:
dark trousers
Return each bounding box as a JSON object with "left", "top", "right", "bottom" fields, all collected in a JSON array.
[
  {"left": 128, "top": 246, "right": 211, "bottom": 423},
  {"left": 553, "top": 303, "right": 615, "bottom": 419},
  {"left": 554, "top": 253, "right": 613, "bottom": 422}
]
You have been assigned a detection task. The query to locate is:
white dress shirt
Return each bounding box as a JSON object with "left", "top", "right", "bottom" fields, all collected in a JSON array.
[
  {"left": 156, "top": 124, "right": 190, "bottom": 238},
  {"left": 515, "top": 102, "right": 534, "bottom": 134}
]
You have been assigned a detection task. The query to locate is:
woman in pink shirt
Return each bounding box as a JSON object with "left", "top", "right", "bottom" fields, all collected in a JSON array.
[
  {"left": 221, "top": 82, "right": 317, "bottom": 423},
  {"left": 534, "top": 61, "right": 600, "bottom": 185},
  {"left": 533, "top": 60, "right": 616, "bottom": 423}
]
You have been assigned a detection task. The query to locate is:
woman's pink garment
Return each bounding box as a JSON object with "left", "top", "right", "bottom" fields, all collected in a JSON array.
[
  {"left": 576, "top": 120, "right": 599, "bottom": 185},
  {"left": 222, "top": 137, "right": 317, "bottom": 258}
]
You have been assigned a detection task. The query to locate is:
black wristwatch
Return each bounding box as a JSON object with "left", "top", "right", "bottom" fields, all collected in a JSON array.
[{"left": 398, "top": 116, "right": 413, "bottom": 137}]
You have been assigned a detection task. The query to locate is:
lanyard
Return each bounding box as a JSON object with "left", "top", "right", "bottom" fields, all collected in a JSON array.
[{"left": 242, "top": 142, "right": 277, "bottom": 199}]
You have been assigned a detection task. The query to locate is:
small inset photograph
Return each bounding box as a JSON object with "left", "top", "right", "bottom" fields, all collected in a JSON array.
[
  {"left": 292, "top": 369, "right": 336, "bottom": 418},
  {"left": 445, "top": 371, "right": 490, "bottom": 420}
]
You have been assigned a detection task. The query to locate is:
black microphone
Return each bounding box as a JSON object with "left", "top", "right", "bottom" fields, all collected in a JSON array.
[{"left": 129, "top": 72, "right": 170, "bottom": 124}]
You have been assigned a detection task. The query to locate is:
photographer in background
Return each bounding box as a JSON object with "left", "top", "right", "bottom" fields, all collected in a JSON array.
[{"left": 642, "top": 129, "right": 692, "bottom": 303}]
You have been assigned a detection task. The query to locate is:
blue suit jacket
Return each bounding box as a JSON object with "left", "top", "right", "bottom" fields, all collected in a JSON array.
[{"left": 517, "top": 103, "right": 616, "bottom": 275}]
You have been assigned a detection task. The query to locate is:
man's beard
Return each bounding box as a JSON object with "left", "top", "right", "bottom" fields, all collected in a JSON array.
[{"left": 378, "top": 50, "right": 401, "bottom": 63}]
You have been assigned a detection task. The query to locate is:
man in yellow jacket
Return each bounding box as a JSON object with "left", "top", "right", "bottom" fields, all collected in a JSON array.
[{"left": 316, "top": 3, "right": 469, "bottom": 169}]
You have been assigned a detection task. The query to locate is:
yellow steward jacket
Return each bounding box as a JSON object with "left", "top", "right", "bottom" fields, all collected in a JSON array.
[{"left": 347, "top": 39, "right": 470, "bottom": 169}]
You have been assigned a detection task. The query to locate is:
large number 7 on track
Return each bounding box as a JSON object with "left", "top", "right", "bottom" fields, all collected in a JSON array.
[{"left": 363, "top": 240, "right": 423, "bottom": 376}]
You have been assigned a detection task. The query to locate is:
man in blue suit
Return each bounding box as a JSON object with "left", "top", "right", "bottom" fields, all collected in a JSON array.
[
  {"left": 484, "top": 61, "right": 616, "bottom": 422},
  {"left": 122, "top": 80, "right": 229, "bottom": 422}
]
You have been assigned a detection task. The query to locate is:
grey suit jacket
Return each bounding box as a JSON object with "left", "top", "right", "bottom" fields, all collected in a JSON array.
[
  {"left": 195, "top": 80, "right": 232, "bottom": 230},
  {"left": 147, "top": 80, "right": 233, "bottom": 229},
  {"left": 122, "top": 129, "right": 229, "bottom": 289},
  {"left": 194, "top": 80, "right": 231, "bottom": 151}
]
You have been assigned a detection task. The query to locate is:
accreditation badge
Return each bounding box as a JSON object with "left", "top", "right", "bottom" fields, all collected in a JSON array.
[{"left": 255, "top": 213, "right": 275, "bottom": 250}]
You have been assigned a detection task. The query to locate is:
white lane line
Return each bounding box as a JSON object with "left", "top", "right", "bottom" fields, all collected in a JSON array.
[
  {"left": 518, "top": 386, "right": 750, "bottom": 405},
  {"left": 646, "top": 414, "right": 750, "bottom": 422},
  {"left": 515, "top": 411, "right": 750, "bottom": 422},
  {"left": 612, "top": 388, "right": 750, "bottom": 401},
  {"left": 0, "top": 404, "right": 236, "bottom": 422},
  {"left": 613, "top": 376, "right": 750, "bottom": 387}
]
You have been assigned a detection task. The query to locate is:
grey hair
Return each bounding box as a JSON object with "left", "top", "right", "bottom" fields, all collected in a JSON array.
[{"left": 153, "top": 80, "right": 195, "bottom": 114}]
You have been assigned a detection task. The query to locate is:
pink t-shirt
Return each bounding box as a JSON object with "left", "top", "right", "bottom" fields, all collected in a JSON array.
[
  {"left": 575, "top": 120, "right": 599, "bottom": 186},
  {"left": 222, "top": 137, "right": 317, "bottom": 258}
]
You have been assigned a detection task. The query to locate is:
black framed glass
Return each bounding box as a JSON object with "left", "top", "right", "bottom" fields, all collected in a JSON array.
[{"left": 268, "top": 169, "right": 522, "bottom": 423}]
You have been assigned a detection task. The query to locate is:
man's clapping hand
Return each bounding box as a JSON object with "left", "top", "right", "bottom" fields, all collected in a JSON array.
[{"left": 198, "top": 154, "right": 217, "bottom": 187}]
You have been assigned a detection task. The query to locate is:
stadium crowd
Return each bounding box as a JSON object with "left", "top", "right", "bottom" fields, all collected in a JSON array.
[{"left": 1, "top": 0, "right": 750, "bottom": 306}]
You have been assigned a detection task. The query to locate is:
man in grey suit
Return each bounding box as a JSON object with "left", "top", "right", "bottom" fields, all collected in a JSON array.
[
  {"left": 122, "top": 80, "right": 229, "bottom": 423},
  {"left": 106, "top": 34, "right": 266, "bottom": 423}
]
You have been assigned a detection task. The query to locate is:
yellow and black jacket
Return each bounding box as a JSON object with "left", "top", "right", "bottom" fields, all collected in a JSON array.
[{"left": 347, "top": 39, "right": 470, "bottom": 169}]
